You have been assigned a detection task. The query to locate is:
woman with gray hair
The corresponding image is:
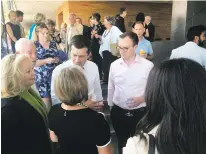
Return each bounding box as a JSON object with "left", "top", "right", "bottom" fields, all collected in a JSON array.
[
  {"left": 49, "top": 66, "right": 113, "bottom": 154},
  {"left": 97, "top": 16, "right": 122, "bottom": 84}
]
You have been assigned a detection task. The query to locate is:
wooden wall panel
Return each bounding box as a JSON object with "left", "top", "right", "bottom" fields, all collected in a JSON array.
[{"left": 56, "top": 1, "right": 172, "bottom": 39}]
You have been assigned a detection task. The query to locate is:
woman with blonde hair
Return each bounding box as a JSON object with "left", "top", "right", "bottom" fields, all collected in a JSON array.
[
  {"left": 49, "top": 66, "right": 113, "bottom": 154},
  {"left": 29, "top": 12, "right": 46, "bottom": 40},
  {"left": 34, "top": 23, "right": 66, "bottom": 110},
  {"left": 1, "top": 54, "right": 52, "bottom": 154}
]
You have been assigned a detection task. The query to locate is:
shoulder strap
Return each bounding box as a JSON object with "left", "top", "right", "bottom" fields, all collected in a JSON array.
[
  {"left": 148, "top": 134, "right": 156, "bottom": 154},
  {"left": 109, "top": 26, "right": 113, "bottom": 43}
]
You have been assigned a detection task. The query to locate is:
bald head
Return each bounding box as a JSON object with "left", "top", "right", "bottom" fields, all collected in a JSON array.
[
  {"left": 145, "top": 16, "right": 151, "bottom": 24},
  {"left": 68, "top": 13, "right": 76, "bottom": 25},
  {"left": 15, "top": 38, "right": 36, "bottom": 63}
]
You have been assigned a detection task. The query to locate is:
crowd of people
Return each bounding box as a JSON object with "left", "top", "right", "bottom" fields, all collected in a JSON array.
[{"left": 2, "top": 7, "right": 206, "bottom": 154}]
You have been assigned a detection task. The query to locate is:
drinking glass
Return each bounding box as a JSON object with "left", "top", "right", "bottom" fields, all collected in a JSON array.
[{"left": 125, "top": 98, "right": 133, "bottom": 117}]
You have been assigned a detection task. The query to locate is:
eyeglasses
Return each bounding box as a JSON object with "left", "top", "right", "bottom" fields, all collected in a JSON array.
[{"left": 117, "top": 46, "right": 134, "bottom": 52}]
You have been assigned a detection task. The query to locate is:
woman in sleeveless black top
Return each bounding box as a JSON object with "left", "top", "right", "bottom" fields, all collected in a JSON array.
[{"left": 6, "top": 11, "right": 21, "bottom": 53}]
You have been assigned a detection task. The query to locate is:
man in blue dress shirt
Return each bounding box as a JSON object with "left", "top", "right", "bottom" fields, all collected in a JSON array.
[{"left": 133, "top": 21, "right": 153, "bottom": 60}]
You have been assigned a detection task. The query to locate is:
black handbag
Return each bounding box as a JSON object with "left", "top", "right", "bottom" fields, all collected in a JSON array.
[{"left": 148, "top": 134, "right": 156, "bottom": 154}]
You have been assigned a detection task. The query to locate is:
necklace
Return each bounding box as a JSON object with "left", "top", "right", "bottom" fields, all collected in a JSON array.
[
  {"left": 63, "top": 102, "right": 88, "bottom": 116},
  {"left": 103, "top": 28, "right": 111, "bottom": 38}
]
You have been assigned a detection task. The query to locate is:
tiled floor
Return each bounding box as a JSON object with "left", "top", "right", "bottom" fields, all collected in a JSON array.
[{"left": 101, "top": 83, "right": 119, "bottom": 154}]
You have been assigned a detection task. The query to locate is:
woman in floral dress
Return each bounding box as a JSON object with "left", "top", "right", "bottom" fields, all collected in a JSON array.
[{"left": 34, "top": 23, "right": 61, "bottom": 110}]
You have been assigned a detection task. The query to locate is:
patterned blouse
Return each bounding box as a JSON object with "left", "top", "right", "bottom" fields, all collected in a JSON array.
[{"left": 34, "top": 41, "right": 59, "bottom": 98}]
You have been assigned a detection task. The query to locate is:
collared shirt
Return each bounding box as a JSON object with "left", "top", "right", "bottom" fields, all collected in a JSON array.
[
  {"left": 170, "top": 42, "right": 206, "bottom": 69},
  {"left": 51, "top": 60, "right": 103, "bottom": 106},
  {"left": 136, "top": 37, "right": 153, "bottom": 56},
  {"left": 107, "top": 55, "right": 154, "bottom": 110}
]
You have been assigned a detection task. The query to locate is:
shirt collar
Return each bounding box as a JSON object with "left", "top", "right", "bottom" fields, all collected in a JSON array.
[
  {"left": 120, "top": 55, "right": 141, "bottom": 65},
  {"left": 138, "top": 37, "right": 146, "bottom": 44},
  {"left": 70, "top": 60, "right": 87, "bottom": 70},
  {"left": 185, "top": 41, "right": 198, "bottom": 46}
]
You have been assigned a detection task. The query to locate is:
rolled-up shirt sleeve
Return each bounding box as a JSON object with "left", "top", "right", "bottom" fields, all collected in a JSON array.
[
  {"left": 51, "top": 67, "right": 61, "bottom": 106},
  {"left": 93, "top": 67, "right": 103, "bottom": 101},
  {"left": 148, "top": 42, "right": 153, "bottom": 55},
  {"left": 107, "top": 63, "right": 115, "bottom": 107}
]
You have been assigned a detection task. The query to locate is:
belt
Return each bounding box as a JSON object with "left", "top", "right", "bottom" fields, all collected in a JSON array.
[{"left": 113, "top": 105, "right": 146, "bottom": 112}]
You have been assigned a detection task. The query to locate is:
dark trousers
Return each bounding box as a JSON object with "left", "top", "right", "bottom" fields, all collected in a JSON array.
[
  {"left": 11, "top": 41, "right": 16, "bottom": 53},
  {"left": 102, "top": 50, "right": 118, "bottom": 84},
  {"left": 92, "top": 54, "right": 103, "bottom": 80},
  {"left": 111, "top": 105, "right": 146, "bottom": 154}
]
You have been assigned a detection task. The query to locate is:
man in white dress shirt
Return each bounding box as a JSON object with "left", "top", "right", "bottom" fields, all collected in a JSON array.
[
  {"left": 170, "top": 25, "right": 206, "bottom": 69},
  {"left": 108, "top": 32, "right": 154, "bottom": 154},
  {"left": 51, "top": 35, "right": 103, "bottom": 110}
]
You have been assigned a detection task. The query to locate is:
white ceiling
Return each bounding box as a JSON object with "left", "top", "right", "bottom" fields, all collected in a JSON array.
[{"left": 13, "top": 0, "right": 65, "bottom": 29}]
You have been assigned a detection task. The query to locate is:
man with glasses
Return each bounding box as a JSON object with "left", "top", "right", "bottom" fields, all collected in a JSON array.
[
  {"left": 51, "top": 35, "right": 104, "bottom": 111},
  {"left": 108, "top": 32, "right": 154, "bottom": 154}
]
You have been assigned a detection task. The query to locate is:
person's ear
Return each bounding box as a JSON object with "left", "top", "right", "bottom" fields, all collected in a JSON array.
[
  {"left": 133, "top": 44, "right": 138, "bottom": 50},
  {"left": 194, "top": 36, "right": 199, "bottom": 44}
]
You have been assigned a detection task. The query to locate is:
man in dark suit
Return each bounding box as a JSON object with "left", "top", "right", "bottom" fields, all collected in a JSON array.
[
  {"left": 145, "top": 16, "right": 155, "bottom": 42},
  {"left": 115, "top": 7, "right": 127, "bottom": 33}
]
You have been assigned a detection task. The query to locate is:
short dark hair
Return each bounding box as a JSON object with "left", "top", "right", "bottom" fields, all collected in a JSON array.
[
  {"left": 46, "top": 19, "right": 56, "bottom": 26},
  {"left": 136, "top": 12, "right": 145, "bottom": 22},
  {"left": 120, "top": 7, "right": 126, "bottom": 14},
  {"left": 187, "top": 26, "right": 203, "bottom": 41},
  {"left": 196, "top": 25, "right": 206, "bottom": 35},
  {"left": 70, "top": 35, "right": 90, "bottom": 53},
  {"left": 136, "top": 58, "right": 206, "bottom": 154},
  {"left": 134, "top": 21, "right": 144, "bottom": 27},
  {"left": 16, "top": 10, "right": 24, "bottom": 17},
  {"left": 119, "top": 32, "right": 138, "bottom": 45},
  {"left": 92, "top": 13, "right": 101, "bottom": 22}
]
